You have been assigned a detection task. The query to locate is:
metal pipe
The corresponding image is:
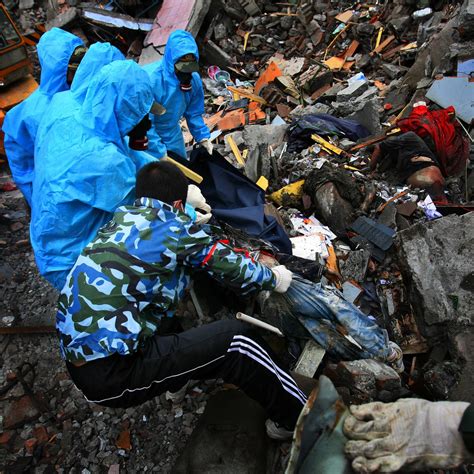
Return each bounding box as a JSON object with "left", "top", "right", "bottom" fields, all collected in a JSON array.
[{"left": 236, "top": 312, "right": 284, "bottom": 336}]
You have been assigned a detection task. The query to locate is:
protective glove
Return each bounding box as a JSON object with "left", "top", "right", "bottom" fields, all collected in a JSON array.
[
  {"left": 195, "top": 210, "right": 212, "bottom": 225},
  {"left": 344, "top": 399, "right": 472, "bottom": 473},
  {"left": 187, "top": 185, "right": 211, "bottom": 214},
  {"left": 271, "top": 265, "right": 293, "bottom": 293},
  {"left": 187, "top": 185, "right": 212, "bottom": 225},
  {"left": 200, "top": 138, "right": 213, "bottom": 155}
]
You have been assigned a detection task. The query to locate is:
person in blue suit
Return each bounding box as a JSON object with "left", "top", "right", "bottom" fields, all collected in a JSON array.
[
  {"left": 144, "top": 30, "right": 212, "bottom": 160},
  {"left": 2, "top": 28, "right": 84, "bottom": 205},
  {"left": 35, "top": 42, "right": 124, "bottom": 146},
  {"left": 31, "top": 60, "right": 155, "bottom": 290}
]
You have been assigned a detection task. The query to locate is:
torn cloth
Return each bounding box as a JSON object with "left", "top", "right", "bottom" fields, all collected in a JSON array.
[
  {"left": 283, "top": 276, "right": 391, "bottom": 360},
  {"left": 303, "top": 164, "right": 364, "bottom": 208},
  {"left": 397, "top": 105, "right": 469, "bottom": 177},
  {"left": 287, "top": 114, "right": 370, "bottom": 153}
]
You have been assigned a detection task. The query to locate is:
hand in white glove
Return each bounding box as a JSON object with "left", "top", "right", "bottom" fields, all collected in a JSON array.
[
  {"left": 187, "top": 185, "right": 211, "bottom": 214},
  {"left": 344, "top": 399, "right": 472, "bottom": 473},
  {"left": 195, "top": 210, "right": 212, "bottom": 225},
  {"left": 271, "top": 265, "right": 293, "bottom": 293},
  {"left": 200, "top": 139, "right": 213, "bottom": 155}
]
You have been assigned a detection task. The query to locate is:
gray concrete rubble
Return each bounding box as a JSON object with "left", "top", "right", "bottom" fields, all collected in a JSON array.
[{"left": 397, "top": 212, "right": 474, "bottom": 332}]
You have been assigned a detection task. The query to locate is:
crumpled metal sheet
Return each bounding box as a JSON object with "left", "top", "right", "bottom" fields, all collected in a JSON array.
[{"left": 286, "top": 375, "right": 351, "bottom": 474}]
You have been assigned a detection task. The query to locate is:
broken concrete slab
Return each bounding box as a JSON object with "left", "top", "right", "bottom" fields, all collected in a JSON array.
[
  {"left": 242, "top": 124, "right": 288, "bottom": 153},
  {"left": 346, "top": 99, "right": 382, "bottom": 135},
  {"left": 294, "top": 339, "right": 326, "bottom": 378},
  {"left": 340, "top": 249, "right": 370, "bottom": 283},
  {"left": 325, "top": 359, "right": 401, "bottom": 403},
  {"left": 402, "top": 12, "right": 458, "bottom": 90},
  {"left": 45, "top": 7, "right": 77, "bottom": 30},
  {"left": 396, "top": 212, "right": 474, "bottom": 337},
  {"left": 426, "top": 76, "right": 474, "bottom": 123},
  {"left": 336, "top": 79, "right": 369, "bottom": 102},
  {"left": 201, "top": 40, "right": 233, "bottom": 69},
  {"left": 18, "top": 0, "right": 34, "bottom": 10}
]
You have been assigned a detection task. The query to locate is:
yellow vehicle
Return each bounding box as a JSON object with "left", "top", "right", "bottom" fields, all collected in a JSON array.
[{"left": 0, "top": 3, "right": 38, "bottom": 157}]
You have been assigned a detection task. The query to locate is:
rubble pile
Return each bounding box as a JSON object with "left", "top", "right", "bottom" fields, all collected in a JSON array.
[
  {"left": 1, "top": 0, "right": 473, "bottom": 471},
  {"left": 183, "top": 0, "right": 474, "bottom": 409}
]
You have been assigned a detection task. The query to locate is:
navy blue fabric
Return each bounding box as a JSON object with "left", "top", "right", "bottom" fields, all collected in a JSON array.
[
  {"left": 181, "top": 149, "right": 292, "bottom": 254},
  {"left": 287, "top": 114, "right": 370, "bottom": 153}
]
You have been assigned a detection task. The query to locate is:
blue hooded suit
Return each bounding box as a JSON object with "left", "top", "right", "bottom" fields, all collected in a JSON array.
[
  {"left": 2, "top": 28, "right": 83, "bottom": 204},
  {"left": 31, "top": 60, "right": 154, "bottom": 290},
  {"left": 35, "top": 42, "right": 125, "bottom": 145},
  {"left": 144, "top": 30, "right": 210, "bottom": 159}
]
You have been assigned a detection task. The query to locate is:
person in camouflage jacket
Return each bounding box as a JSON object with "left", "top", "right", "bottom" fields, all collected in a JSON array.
[{"left": 59, "top": 161, "right": 305, "bottom": 439}]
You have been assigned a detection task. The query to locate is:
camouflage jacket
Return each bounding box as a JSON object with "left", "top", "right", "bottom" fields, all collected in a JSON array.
[{"left": 57, "top": 197, "right": 276, "bottom": 363}]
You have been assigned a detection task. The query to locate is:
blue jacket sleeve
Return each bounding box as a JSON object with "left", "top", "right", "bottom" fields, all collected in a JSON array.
[
  {"left": 146, "top": 122, "right": 168, "bottom": 159},
  {"left": 184, "top": 75, "right": 210, "bottom": 143},
  {"left": 177, "top": 224, "right": 276, "bottom": 296},
  {"left": 4, "top": 134, "right": 33, "bottom": 205}
]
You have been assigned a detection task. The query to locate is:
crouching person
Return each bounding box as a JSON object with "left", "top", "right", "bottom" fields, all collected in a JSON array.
[{"left": 57, "top": 161, "right": 306, "bottom": 440}]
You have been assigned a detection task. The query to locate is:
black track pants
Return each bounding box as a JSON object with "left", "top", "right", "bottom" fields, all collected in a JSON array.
[{"left": 67, "top": 320, "right": 306, "bottom": 428}]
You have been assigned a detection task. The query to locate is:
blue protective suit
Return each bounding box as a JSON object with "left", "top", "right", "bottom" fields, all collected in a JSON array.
[
  {"left": 2, "top": 28, "right": 83, "bottom": 204},
  {"left": 144, "top": 30, "right": 210, "bottom": 159},
  {"left": 31, "top": 60, "right": 154, "bottom": 290},
  {"left": 35, "top": 42, "right": 125, "bottom": 146}
]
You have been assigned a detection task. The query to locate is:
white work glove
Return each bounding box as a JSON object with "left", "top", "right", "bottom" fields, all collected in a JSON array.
[
  {"left": 200, "top": 138, "right": 213, "bottom": 155},
  {"left": 187, "top": 184, "right": 212, "bottom": 225},
  {"left": 271, "top": 265, "right": 293, "bottom": 293},
  {"left": 344, "top": 399, "right": 472, "bottom": 473}
]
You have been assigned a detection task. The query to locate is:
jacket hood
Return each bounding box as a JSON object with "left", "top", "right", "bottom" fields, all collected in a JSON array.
[
  {"left": 37, "top": 28, "right": 84, "bottom": 95},
  {"left": 70, "top": 42, "right": 124, "bottom": 104},
  {"left": 78, "top": 60, "right": 154, "bottom": 141},
  {"left": 163, "top": 30, "right": 199, "bottom": 76}
]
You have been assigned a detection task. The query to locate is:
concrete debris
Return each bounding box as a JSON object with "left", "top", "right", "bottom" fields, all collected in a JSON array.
[{"left": 396, "top": 212, "right": 474, "bottom": 334}]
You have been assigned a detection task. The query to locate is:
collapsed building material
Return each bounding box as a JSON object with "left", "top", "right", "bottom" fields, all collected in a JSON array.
[
  {"left": 426, "top": 77, "right": 474, "bottom": 124},
  {"left": 396, "top": 212, "right": 474, "bottom": 338}
]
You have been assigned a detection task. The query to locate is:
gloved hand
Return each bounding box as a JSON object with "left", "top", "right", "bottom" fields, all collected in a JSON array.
[
  {"left": 344, "top": 399, "right": 472, "bottom": 473},
  {"left": 200, "top": 138, "right": 213, "bottom": 155},
  {"left": 195, "top": 210, "right": 212, "bottom": 225},
  {"left": 187, "top": 185, "right": 211, "bottom": 213},
  {"left": 271, "top": 265, "right": 293, "bottom": 293},
  {"left": 187, "top": 185, "right": 212, "bottom": 225}
]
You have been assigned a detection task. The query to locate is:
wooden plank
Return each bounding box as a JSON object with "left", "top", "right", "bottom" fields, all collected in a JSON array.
[
  {"left": 311, "top": 134, "right": 344, "bottom": 155},
  {"left": 164, "top": 157, "right": 203, "bottom": 184},
  {"left": 226, "top": 135, "right": 245, "bottom": 166},
  {"left": 370, "top": 35, "right": 395, "bottom": 56},
  {"left": 375, "top": 27, "right": 383, "bottom": 49},
  {"left": 382, "top": 44, "right": 405, "bottom": 60},
  {"left": 335, "top": 9, "right": 353, "bottom": 23},
  {"left": 226, "top": 86, "right": 267, "bottom": 105}
]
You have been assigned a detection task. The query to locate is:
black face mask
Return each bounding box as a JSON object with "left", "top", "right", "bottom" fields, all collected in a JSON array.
[
  {"left": 128, "top": 115, "right": 151, "bottom": 150},
  {"left": 176, "top": 71, "right": 192, "bottom": 91}
]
